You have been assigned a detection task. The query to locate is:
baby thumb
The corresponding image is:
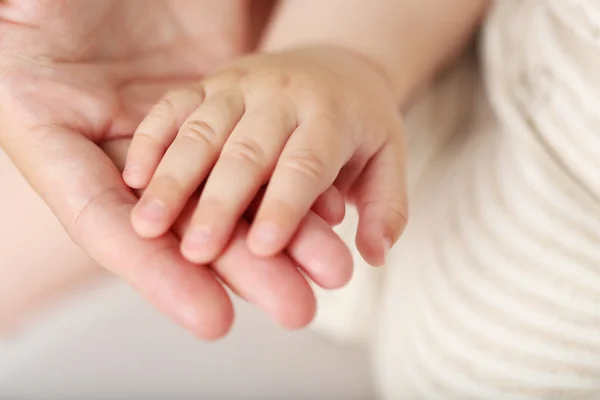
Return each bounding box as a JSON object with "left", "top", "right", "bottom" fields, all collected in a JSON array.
[{"left": 352, "top": 140, "right": 407, "bottom": 266}]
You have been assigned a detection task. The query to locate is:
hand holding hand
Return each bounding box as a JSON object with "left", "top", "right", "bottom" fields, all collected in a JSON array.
[
  {"left": 126, "top": 47, "right": 408, "bottom": 267},
  {"left": 0, "top": 1, "right": 352, "bottom": 338}
]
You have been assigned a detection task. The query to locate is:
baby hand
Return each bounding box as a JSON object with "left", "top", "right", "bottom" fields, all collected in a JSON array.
[{"left": 123, "top": 47, "right": 407, "bottom": 266}]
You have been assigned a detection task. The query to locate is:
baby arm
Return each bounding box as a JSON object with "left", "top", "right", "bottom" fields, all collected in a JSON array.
[{"left": 262, "top": 0, "right": 490, "bottom": 106}]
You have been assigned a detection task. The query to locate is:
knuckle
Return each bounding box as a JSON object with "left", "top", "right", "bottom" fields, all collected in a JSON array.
[
  {"left": 132, "top": 132, "right": 158, "bottom": 144},
  {"left": 387, "top": 198, "right": 409, "bottom": 234},
  {"left": 222, "top": 67, "right": 249, "bottom": 81},
  {"left": 298, "top": 88, "right": 337, "bottom": 113},
  {"left": 282, "top": 150, "right": 328, "bottom": 182},
  {"left": 208, "top": 67, "right": 249, "bottom": 88},
  {"left": 357, "top": 196, "right": 408, "bottom": 240},
  {"left": 151, "top": 94, "right": 178, "bottom": 118},
  {"left": 315, "top": 112, "right": 343, "bottom": 130},
  {"left": 275, "top": 75, "right": 293, "bottom": 90},
  {"left": 71, "top": 188, "right": 130, "bottom": 239},
  {"left": 170, "top": 88, "right": 204, "bottom": 104},
  {"left": 180, "top": 120, "right": 218, "bottom": 145},
  {"left": 223, "top": 137, "right": 268, "bottom": 168},
  {"left": 151, "top": 89, "right": 202, "bottom": 119},
  {"left": 244, "top": 67, "right": 300, "bottom": 96},
  {"left": 151, "top": 174, "right": 186, "bottom": 194},
  {"left": 221, "top": 91, "right": 245, "bottom": 114}
]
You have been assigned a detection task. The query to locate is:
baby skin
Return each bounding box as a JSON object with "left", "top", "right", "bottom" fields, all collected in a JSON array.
[
  {"left": 124, "top": 47, "right": 405, "bottom": 267},
  {"left": 124, "top": 0, "right": 487, "bottom": 267}
]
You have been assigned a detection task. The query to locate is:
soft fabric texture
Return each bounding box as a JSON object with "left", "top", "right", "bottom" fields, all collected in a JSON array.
[{"left": 313, "top": 1, "right": 600, "bottom": 398}]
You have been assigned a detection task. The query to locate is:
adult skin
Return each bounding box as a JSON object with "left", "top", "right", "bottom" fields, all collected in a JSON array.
[{"left": 0, "top": 0, "right": 352, "bottom": 338}]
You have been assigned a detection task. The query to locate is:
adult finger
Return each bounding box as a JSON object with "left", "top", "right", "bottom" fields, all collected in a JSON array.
[
  {"left": 2, "top": 125, "right": 233, "bottom": 340},
  {"left": 105, "top": 138, "right": 318, "bottom": 329},
  {"left": 246, "top": 188, "right": 354, "bottom": 290}
]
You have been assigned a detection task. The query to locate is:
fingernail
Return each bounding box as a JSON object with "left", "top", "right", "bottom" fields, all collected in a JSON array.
[
  {"left": 251, "top": 222, "right": 281, "bottom": 253},
  {"left": 138, "top": 199, "right": 166, "bottom": 222},
  {"left": 382, "top": 237, "right": 393, "bottom": 261},
  {"left": 123, "top": 162, "right": 140, "bottom": 176},
  {"left": 123, "top": 162, "right": 144, "bottom": 188},
  {"left": 182, "top": 226, "right": 213, "bottom": 253}
]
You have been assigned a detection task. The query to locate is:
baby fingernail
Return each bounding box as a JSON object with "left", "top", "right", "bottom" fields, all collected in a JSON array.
[
  {"left": 182, "top": 226, "right": 213, "bottom": 255},
  {"left": 124, "top": 161, "right": 136, "bottom": 171},
  {"left": 123, "top": 162, "right": 140, "bottom": 177},
  {"left": 123, "top": 163, "right": 144, "bottom": 187},
  {"left": 382, "top": 237, "right": 392, "bottom": 261},
  {"left": 251, "top": 222, "right": 281, "bottom": 254},
  {"left": 138, "top": 199, "right": 166, "bottom": 222}
]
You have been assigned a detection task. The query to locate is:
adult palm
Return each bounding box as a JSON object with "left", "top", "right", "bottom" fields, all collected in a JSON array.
[{"left": 0, "top": 0, "right": 352, "bottom": 338}]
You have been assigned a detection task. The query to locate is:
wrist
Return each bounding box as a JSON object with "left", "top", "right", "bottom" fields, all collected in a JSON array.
[
  {"left": 337, "top": 47, "right": 402, "bottom": 103},
  {"left": 258, "top": 44, "right": 402, "bottom": 102},
  {"left": 259, "top": 43, "right": 408, "bottom": 108}
]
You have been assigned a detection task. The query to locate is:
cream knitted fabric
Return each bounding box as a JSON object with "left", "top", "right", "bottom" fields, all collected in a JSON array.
[{"left": 313, "top": 1, "right": 600, "bottom": 398}]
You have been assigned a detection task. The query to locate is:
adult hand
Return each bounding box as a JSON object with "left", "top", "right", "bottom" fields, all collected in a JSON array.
[{"left": 0, "top": 0, "right": 352, "bottom": 339}]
